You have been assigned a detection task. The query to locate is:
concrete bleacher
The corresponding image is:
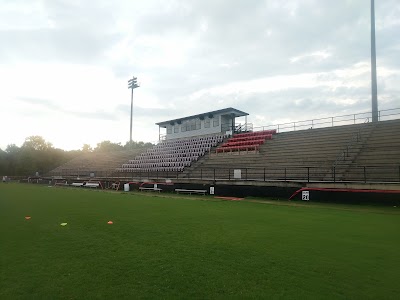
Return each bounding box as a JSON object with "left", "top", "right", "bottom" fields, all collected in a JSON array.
[
  {"left": 47, "top": 149, "right": 147, "bottom": 177},
  {"left": 338, "top": 119, "right": 400, "bottom": 182},
  {"left": 350, "top": 119, "right": 400, "bottom": 165},
  {"left": 181, "top": 122, "right": 378, "bottom": 181},
  {"left": 45, "top": 118, "right": 400, "bottom": 184}
]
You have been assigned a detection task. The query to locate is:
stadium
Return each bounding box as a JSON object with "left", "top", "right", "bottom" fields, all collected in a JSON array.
[
  {"left": 1, "top": 1, "right": 400, "bottom": 299},
  {"left": 43, "top": 106, "right": 400, "bottom": 204}
]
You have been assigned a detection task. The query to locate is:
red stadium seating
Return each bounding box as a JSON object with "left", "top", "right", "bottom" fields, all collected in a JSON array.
[
  {"left": 216, "top": 130, "right": 276, "bottom": 154},
  {"left": 216, "top": 145, "right": 259, "bottom": 153}
]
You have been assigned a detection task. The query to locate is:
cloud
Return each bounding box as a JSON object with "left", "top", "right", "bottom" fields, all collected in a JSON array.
[
  {"left": 290, "top": 50, "right": 332, "bottom": 63},
  {"left": 0, "top": 28, "right": 120, "bottom": 64},
  {"left": 16, "top": 96, "right": 119, "bottom": 121},
  {"left": 0, "top": 0, "right": 399, "bottom": 150}
]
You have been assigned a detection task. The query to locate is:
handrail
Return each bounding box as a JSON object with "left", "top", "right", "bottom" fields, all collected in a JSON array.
[
  {"left": 332, "top": 117, "right": 376, "bottom": 166},
  {"left": 234, "top": 122, "right": 253, "bottom": 133},
  {"left": 333, "top": 129, "right": 362, "bottom": 166},
  {"left": 252, "top": 108, "right": 400, "bottom": 133},
  {"left": 48, "top": 164, "right": 400, "bottom": 184}
]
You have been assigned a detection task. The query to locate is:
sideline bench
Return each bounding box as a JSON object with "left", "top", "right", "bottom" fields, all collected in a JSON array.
[
  {"left": 85, "top": 183, "right": 100, "bottom": 188},
  {"left": 139, "top": 187, "right": 162, "bottom": 192},
  {"left": 175, "top": 189, "right": 207, "bottom": 195},
  {"left": 71, "top": 182, "right": 84, "bottom": 187}
]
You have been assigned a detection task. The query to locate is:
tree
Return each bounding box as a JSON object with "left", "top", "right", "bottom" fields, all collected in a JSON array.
[
  {"left": 0, "top": 136, "right": 152, "bottom": 176},
  {"left": 5, "top": 144, "right": 20, "bottom": 154},
  {"left": 22, "top": 136, "right": 52, "bottom": 151},
  {"left": 0, "top": 148, "right": 7, "bottom": 175},
  {"left": 82, "top": 144, "right": 93, "bottom": 152},
  {"left": 3, "top": 144, "right": 20, "bottom": 175},
  {"left": 124, "top": 140, "right": 153, "bottom": 150},
  {"left": 94, "top": 141, "right": 124, "bottom": 152}
]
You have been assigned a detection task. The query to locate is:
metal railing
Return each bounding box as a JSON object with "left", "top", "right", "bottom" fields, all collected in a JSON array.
[
  {"left": 253, "top": 108, "right": 400, "bottom": 133},
  {"left": 234, "top": 122, "right": 253, "bottom": 133},
  {"left": 48, "top": 165, "right": 400, "bottom": 184},
  {"left": 179, "top": 166, "right": 400, "bottom": 183},
  {"left": 154, "top": 108, "right": 400, "bottom": 142}
]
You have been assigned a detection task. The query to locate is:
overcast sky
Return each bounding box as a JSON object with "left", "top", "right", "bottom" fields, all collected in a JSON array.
[{"left": 0, "top": 0, "right": 399, "bottom": 150}]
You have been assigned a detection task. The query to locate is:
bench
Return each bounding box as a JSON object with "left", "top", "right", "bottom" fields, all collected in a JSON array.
[
  {"left": 175, "top": 189, "right": 207, "bottom": 195},
  {"left": 71, "top": 182, "right": 84, "bottom": 187},
  {"left": 85, "top": 183, "right": 100, "bottom": 188},
  {"left": 139, "top": 187, "right": 162, "bottom": 192}
]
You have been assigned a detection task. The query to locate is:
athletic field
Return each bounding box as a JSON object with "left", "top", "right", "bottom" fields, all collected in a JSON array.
[{"left": 1, "top": 184, "right": 399, "bottom": 299}]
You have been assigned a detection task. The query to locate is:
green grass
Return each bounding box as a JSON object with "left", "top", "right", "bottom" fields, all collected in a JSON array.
[{"left": 0, "top": 184, "right": 399, "bottom": 299}]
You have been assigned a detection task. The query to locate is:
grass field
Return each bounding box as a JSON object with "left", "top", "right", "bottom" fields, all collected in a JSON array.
[{"left": 1, "top": 183, "right": 399, "bottom": 299}]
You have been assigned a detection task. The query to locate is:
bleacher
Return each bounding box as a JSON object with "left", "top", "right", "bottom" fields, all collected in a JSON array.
[
  {"left": 118, "top": 134, "right": 226, "bottom": 173},
  {"left": 47, "top": 149, "right": 147, "bottom": 177},
  {"left": 216, "top": 130, "right": 275, "bottom": 153},
  {"left": 44, "top": 110, "right": 400, "bottom": 184},
  {"left": 338, "top": 119, "right": 400, "bottom": 182},
  {"left": 182, "top": 122, "right": 378, "bottom": 181}
]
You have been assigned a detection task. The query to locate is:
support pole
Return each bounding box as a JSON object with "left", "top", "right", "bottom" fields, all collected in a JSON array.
[
  {"left": 130, "top": 87, "right": 133, "bottom": 143},
  {"left": 371, "top": 0, "right": 378, "bottom": 122},
  {"left": 128, "top": 76, "right": 139, "bottom": 143}
]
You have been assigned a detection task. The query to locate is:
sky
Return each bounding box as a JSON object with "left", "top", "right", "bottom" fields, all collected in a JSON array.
[{"left": 0, "top": 0, "right": 399, "bottom": 151}]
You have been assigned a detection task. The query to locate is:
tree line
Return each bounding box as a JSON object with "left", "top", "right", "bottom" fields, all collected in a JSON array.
[{"left": 0, "top": 136, "right": 153, "bottom": 177}]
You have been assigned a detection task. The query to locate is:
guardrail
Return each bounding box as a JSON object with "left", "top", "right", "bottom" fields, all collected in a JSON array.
[{"left": 253, "top": 108, "right": 400, "bottom": 133}]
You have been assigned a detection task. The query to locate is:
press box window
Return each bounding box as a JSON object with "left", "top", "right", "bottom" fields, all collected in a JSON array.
[
  {"left": 191, "top": 120, "right": 196, "bottom": 130},
  {"left": 213, "top": 117, "right": 219, "bottom": 127}
]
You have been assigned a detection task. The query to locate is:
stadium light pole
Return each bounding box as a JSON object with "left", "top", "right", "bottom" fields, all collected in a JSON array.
[
  {"left": 371, "top": 0, "right": 378, "bottom": 122},
  {"left": 128, "top": 76, "right": 140, "bottom": 143}
]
